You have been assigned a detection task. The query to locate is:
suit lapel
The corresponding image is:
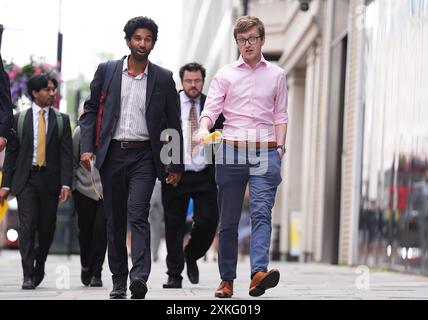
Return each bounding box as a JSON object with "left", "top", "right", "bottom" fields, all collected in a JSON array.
[
  {"left": 46, "top": 108, "right": 56, "bottom": 145},
  {"left": 145, "top": 62, "right": 157, "bottom": 114}
]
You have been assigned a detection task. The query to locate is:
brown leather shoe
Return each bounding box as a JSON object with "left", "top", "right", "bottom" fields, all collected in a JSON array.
[
  {"left": 214, "top": 280, "right": 233, "bottom": 298},
  {"left": 249, "top": 269, "right": 280, "bottom": 297}
]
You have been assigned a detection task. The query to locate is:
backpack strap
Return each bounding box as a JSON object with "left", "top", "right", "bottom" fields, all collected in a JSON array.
[
  {"left": 102, "top": 60, "right": 117, "bottom": 94},
  {"left": 17, "top": 109, "right": 29, "bottom": 143},
  {"left": 95, "top": 60, "right": 118, "bottom": 147},
  {"left": 52, "top": 108, "right": 64, "bottom": 139}
]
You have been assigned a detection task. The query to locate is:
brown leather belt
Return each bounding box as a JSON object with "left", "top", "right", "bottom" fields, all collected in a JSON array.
[
  {"left": 224, "top": 139, "right": 277, "bottom": 149},
  {"left": 112, "top": 140, "right": 150, "bottom": 149}
]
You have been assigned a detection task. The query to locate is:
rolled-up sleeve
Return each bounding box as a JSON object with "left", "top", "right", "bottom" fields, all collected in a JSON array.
[
  {"left": 273, "top": 72, "right": 288, "bottom": 124},
  {"left": 200, "top": 73, "right": 226, "bottom": 125}
]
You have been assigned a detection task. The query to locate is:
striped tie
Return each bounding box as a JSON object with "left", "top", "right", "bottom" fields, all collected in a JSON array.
[
  {"left": 188, "top": 100, "right": 198, "bottom": 156},
  {"left": 36, "top": 109, "right": 46, "bottom": 166}
]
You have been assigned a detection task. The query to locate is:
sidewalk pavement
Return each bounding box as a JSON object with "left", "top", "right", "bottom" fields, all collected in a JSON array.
[{"left": 1, "top": 249, "right": 428, "bottom": 300}]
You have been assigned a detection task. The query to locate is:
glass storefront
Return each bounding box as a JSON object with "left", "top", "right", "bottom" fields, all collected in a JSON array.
[{"left": 358, "top": 0, "right": 428, "bottom": 273}]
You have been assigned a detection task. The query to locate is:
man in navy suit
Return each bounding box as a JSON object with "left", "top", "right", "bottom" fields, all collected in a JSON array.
[
  {"left": 0, "top": 74, "right": 73, "bottom": 289},
  {"left": 80, "top": 16, "right": 184, "bottom": 299}
]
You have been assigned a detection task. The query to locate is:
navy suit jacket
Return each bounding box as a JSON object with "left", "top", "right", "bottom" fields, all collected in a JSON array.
[{"left": 80, "top": 57, "right": 184, "bottom": 180}]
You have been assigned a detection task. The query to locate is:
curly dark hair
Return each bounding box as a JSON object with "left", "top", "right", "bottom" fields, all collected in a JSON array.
[
  {"left": 123, "top": 16, "right": 158, "bottom": 43},
  {"left": 179, "top": 62, "right": 206, "bottom": 81}
]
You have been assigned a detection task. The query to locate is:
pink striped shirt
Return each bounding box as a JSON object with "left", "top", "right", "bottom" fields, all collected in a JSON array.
[{"left": 201, "top": 55, "right": 288, "bottom": 142}]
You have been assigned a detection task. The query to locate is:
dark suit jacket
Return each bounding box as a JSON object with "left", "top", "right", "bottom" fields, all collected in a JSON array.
[
  {"left": 0, "top": 54, "right": 13, "bottom": 140},
  {"left": 80, "top": 57, "right": 184, "bottom": 180},
  {"left": 1, "top": 108, "right": 73, "bottom": 196}
]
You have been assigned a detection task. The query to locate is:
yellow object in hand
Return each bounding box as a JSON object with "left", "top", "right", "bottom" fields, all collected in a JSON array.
[
  {"left": 203, "top": 131, "right": 222, "bottom": 144},
  {"left": 0, "top": 172, "right": 8, "bottom": 222}
]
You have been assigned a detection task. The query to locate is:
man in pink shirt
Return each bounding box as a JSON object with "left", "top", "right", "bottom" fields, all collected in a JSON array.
[{"left": 198, "top": 16, "right": 288, "bottom": 298}]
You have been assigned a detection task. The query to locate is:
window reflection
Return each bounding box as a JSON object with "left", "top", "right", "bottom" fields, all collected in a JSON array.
[{"left": 359, "top": 0, "right": 428, "bottom": 273}]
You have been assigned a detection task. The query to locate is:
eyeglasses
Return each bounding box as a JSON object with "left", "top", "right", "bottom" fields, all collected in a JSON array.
[
  {"left": 236, "top": 36, "right": 262, "bottom": 46},
  {"left": 183, "top": 79, "right": 203, "bottom": 85}
]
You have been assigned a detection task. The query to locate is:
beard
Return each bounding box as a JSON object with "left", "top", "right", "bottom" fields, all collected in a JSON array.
[
  {"left": 184, "top": 88, "right": 201, "bottom": 99},
  {"left": 131, "top": 48, "right": 150, "bottom": 62}
]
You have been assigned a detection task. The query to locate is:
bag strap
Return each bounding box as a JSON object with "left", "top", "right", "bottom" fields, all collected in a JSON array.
[
  {"left": 17, "top": 108, "right": 29, "bottom": 143},
  {"left": 102, "top": 60, "right": 117, "bottom": 95},
  {"left": 95, "top": 60, "right": 118, "bottom": 147},
  {"left": 52, "top": 108, "right": 63, "bottom": 139}
]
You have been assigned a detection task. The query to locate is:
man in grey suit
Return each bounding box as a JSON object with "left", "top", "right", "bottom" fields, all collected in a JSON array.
[
  {"left": 80, "top": 16, "right": 184, "bottom": 299},
  {"left": 0, "top": 54, "right": 13, "bottom": 152}
]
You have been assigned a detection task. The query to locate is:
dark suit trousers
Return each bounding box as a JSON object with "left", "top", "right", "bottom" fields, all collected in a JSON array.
[
  {"left": 16, "top": 171, "right": 59, "bottom": 278},
  {"left": 161, "top": 168, "right": 219, "bottom": 278},
  {"left": 100, "top": 144, "right": 156, "bottom": 285},
  {"left": 73, "top": 190, "right": 107, "bottom": 277}
]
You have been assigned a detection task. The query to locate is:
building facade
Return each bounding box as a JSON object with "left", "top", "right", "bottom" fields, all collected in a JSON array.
[{"left": 178, "top": 0, "right": 242, "bottom": 87}]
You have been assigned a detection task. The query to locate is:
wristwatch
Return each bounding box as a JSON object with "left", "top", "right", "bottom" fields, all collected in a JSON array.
[{"left": 276, "top": 145, "right": 286, "bottom": 153}]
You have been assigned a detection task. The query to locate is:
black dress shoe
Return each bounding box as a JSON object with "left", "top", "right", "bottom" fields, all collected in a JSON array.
[
  {"left": 163, "top": 276, "right": 182, "bottom": 288},
  {"left": 129, "top": 279, "right": 148, "bottom": 299},
  {"left": 22, "top": 277, "right": 35, "bottom": 290},
  {"left": 186, "top": 258, "right": 199, "bottom": 284},
  {"left": 90, "top": 276, "right": 103, "bottom": 287},
  {"left": 33, "top": 273, "right": 45, "bottom": 288},
  {"left": 33, "top": 262, "right": 45, "bottom": 287},
  {"left": 81, "top": 268, "right": 91, "bottom": 286},
  {"left": 109, "top": 283, "right": 127, "bottom": 299}
]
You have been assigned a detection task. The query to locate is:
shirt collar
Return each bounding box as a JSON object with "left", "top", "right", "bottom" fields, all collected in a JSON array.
[
  {"left": 123, "top": 56, "right": 148, "bottom": 79},
  {"left": 234, "top": 54, "right": 268, "bottom": 69},
  {"left": 181, "top": 91, "right": 201, "bottom": 105}
]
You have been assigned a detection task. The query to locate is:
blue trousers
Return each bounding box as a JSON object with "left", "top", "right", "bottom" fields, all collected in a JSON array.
[{"left": 215, "top": 143, "right": 282, "bottom": 280}]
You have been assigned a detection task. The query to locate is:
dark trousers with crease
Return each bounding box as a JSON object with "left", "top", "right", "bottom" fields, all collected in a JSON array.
[
  {"left": 73, "top": 190, "right": 107, "bottom": 278},
  {"left": 100, "top": 143, "right": 156, "bottom": 286},
  {"left": 162, "top": 168, "right": 219, "bottom": 279},
  {"left": 16, "top": 171, "right": 59, "bottom": 278}
]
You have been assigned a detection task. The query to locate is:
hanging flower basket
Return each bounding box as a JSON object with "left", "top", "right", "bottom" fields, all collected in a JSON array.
[{"left": 3, "top": 57, "right": 62, "bottom": 109}]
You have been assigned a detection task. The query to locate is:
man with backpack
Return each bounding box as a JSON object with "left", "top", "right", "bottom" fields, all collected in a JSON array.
[
  {"left": 0, "top": 74, "right": 73, "bottom": 290},
  {"left": 80, "top": 16, "right": 184, "bottom": 299}
]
